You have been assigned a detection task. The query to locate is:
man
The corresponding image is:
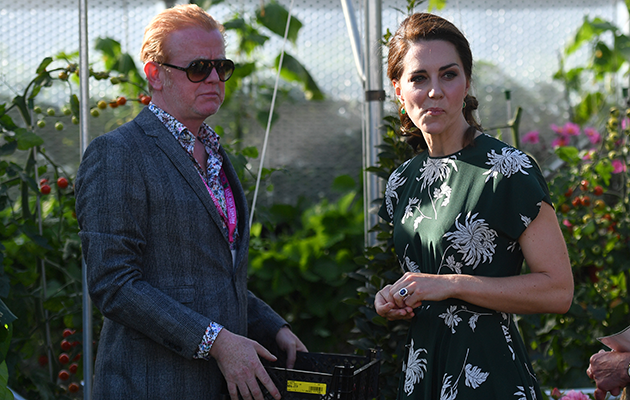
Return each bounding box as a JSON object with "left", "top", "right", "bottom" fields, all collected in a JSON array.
[
  {"left": 588, "top": 350, "right": 630, "bottom": 400},
  {"left": 75, "top": 4, "right": 306, "bottom": 399}
]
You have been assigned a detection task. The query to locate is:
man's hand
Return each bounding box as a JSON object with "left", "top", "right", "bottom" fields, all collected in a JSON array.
[
  {"left": 587, "top": 350, "right": 630, "bottom": 400},
  {"left": 275, "top": 326, "right": 308, "bottom": 369},
  {"left": 211, "top": 329, "right": 280, "bottom": 400}
]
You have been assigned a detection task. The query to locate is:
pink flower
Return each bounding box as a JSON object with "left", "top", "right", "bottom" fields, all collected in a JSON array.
[
  {"left": 612, "top": 159, "right": 627, "bottom": 174},
  {"left": 550, "top": 387, "right": 563, "bottom": 399},
  {"left": 588, "top": 132, "right": 601, "bottom": 144},
  {"left": 562, "top": 122, "right": 581, "bottom": 136},
  {"left": 522, "top": 131, "right": 540, "bottom": 144},
  {"left": 584, "top": 127, "right": 601, "bottom": 144},
  {"left": 560, "top": 390, "right": 590, "bottom": 400},
  {"left": 552, "top": 135, "right": 569, "bottom": 148},
  {"left": 563, "top": 219, "right": 573, "bottom": 228},
  {"left": 551, "top": 123, "right": 563, "bottom": 133}
]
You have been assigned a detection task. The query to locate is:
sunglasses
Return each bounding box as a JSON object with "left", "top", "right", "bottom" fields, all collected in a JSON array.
[{"left": 159, "top": 59, "right": 235, "bottom": 83}]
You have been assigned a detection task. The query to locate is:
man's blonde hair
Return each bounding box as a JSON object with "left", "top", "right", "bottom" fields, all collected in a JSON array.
[{"left": 140, "top": 4, "right": 224, "bottom": 64}]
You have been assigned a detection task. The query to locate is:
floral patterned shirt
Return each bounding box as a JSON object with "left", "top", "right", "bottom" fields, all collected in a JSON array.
[
  {"left": 380, "top": 133, "right": 551, "bottom": 400},
  {"left": 148, "top": 103, "right": 229, "bottom": 360}
]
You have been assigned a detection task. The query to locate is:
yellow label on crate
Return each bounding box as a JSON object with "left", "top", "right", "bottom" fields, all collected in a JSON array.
[{"left": 286, "top": 380, "right": 327, "bottom": 395}]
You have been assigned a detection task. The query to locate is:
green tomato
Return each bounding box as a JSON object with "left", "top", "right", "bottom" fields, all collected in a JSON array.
[
  {"left": 37, "top": 120, "right": 46, "bottom": 128},
  {"left": 33, "top": 106, "right": 42, "bottom": 114},
  {"left": 90, "top": 108, "right": 100, "bottom": 117},
  {"left": 55, "top": 122, "right": 64, "bottom": 131},
  {"left": 46, "top": 108, "right": 56, "bottom": 116}
]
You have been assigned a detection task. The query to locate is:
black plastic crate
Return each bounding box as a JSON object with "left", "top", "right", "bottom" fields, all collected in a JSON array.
[{"left": 262, "top": 349, "right": 380, "bottom": 400}]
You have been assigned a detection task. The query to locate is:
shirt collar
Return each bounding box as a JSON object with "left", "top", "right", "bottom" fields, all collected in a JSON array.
[{"left": 148, "top": 102, "right": 221, "bottom": 157}]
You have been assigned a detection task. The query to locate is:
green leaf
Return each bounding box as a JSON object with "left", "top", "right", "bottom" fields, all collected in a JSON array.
[
  {"left": 11, "top": 96, "right": 31, "bottom": 127},
  {"left": 554, "top": 146, "right": 580, "bottom": 164},
  {"left": 256, "top": 1, "right": 302, "bottom": 44},
  {"left": 15, "top": 128, "right": 43, "bottom": 151},
  {"left": 191, "top": 0, "right": 226, "bottom": 8},
  {"left": 116, "top": 53, "right": 138, "bottom": 75},
  {"left": 35, "top": 57, "right": 53, "bottom": 74},
  {"left": 0, "top": 301, "right": 16, "bottom": 326},
  {"left": 277, "top": 53, "right": 324, "bottom": 100},
  {"left": 240, "top": 146, "right": 259, "bottom": 159},
  {"left": 70, "top": 94, "right": 80, "bottom": 118},
  {"left": 566, "top": 17, "right": 616, "bottom": 55},
  {"left": 95, "top": 37, "right": 122, "bottom": 70},
  {"left": 428, "top": 0, "right": 447, "bottom": 11},
  {"left": 594, "top": 160, "right": 613, "bottom": 186},
  {"left": 331, "top": 175, "right": 355, "bottom": 192},
  {"left": 0, "top": 361, "right": 13, "bottom": 400},
  {"left": 0, "top": 142, "right": 17, "bottom": 157}
]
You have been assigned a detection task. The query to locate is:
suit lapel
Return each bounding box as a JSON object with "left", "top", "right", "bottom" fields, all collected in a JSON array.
[{"left": 134, "top": 108, "right": 231, "bottom": 247}]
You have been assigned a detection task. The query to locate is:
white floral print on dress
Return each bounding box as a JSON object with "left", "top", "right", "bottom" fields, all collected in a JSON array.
[
  {"left": 403, "top": 339, "right": 428, "bottom": 395},
  {"left": 443, "top": 212, "right": 497, "bottom": 269},
  {"left": 483, "top": 147, "right": 532, "bottom": 183}
]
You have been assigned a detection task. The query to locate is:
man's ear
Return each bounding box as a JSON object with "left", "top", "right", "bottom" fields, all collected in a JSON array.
[{"left": 144, "top": 62, "right": 164, "bottom": 91}]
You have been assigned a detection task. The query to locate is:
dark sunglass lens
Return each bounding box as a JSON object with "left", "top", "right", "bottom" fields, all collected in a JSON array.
[
  {"left": 187, "top": 61, "right": 210, "bottom": 82},
  {"left": 216, "top": 60, "right": 235, "bottom": 82}
]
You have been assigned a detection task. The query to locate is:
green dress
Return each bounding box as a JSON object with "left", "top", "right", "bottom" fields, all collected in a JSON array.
[{"left": 379, "top": 134, "right": 551, "bottom": 400}]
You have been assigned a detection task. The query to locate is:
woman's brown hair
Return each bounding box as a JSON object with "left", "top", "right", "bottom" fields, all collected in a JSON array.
[{"left": 387, "top": 13, "right": 482, "bottom": 152}]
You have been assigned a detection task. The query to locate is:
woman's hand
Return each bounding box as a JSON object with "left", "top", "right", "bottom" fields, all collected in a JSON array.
[
  {"left": 375, "top": 284, "right": 415, "bottom": 320},
  {"left": 389, "top": 272, "right": 454, "bottom": 310}
]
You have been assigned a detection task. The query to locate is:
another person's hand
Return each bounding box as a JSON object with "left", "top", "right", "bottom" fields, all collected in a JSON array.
[
  {"left": 587, "top": 349, "right": 630, "bottom": 400},
  {"left": 275, "top": 326, "right": 308, "bottom": 369},
  {"left": 211, "top": 329, "right": 280, "bottom": 400},
  {"left": 375, "top": 284, "right": 415, "bottom": 320}
]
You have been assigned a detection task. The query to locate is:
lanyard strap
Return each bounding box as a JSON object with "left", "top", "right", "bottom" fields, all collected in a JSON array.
[{"left": 200, "top": 168, "right": 237, "bottom": 243}]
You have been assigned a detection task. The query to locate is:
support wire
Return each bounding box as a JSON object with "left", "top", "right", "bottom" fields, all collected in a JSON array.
[{"left": 248, "top": 0, "right": 295, "bottom": 228}]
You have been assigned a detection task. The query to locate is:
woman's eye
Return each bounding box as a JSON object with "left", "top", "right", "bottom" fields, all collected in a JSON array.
[
  {"left": 410, "top": 75, "right": 426, "bottom": 83},
  {"left": 443, "top": 71, "right": 458, "bottom": 79}
]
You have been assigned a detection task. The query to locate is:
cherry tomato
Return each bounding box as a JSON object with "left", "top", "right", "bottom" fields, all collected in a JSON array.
[
  {"left": 58, "top": 369, "right": 70, "bottom": 381},
  {"left": 58, "top": 353, "right": 70, "bottom": 365},
  {"left": 40, "top": 184, "right": 51, "bottom": 195},
  {"left": 61, "top": 340, "right": 72, "bottom": 351},
  {"left": 38, "top": 355, "right": 48, "bottom": 367},
  {"left": 580, "top": 180, "right": 589, "bottom": 192},
  {"left": 68, "top": 382, "right": 80, "bottom": 393},
  {"left": 594, "top": 185, "right": 604, "bottom": 196},
  {"left": 69, "top": 363, "right": 78, "bottom": 374},
  {"left": 57, "top": 177, "right": 69, "bottom": 189}
]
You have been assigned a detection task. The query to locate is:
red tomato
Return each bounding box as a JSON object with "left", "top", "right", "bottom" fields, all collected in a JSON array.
[
  {"left": 58, "top": 369, "right": 70, "bottom": 381},
  {"left": 61, "top": 340, "right": 72, "bottom": 351},
  {"left": 57, "top": 177, "right": 69, "bottom": 189},
  {"left": 58, "top": 353, "right": 70, "bottom": 365},
  {"left": 69, "top": 363, "right": 78, "bottom": 374},
  {"left": 68, "top": 382, "right": 80, "bottom": 393}
]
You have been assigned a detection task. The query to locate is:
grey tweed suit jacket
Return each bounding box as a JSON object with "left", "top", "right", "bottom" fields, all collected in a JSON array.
[{"left": 75, "top": 108, "right": 287, "bottom": 399}]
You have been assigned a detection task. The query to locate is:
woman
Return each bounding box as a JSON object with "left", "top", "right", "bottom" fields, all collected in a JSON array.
[{"left": 375, "top": 13, "right": 574, "bottom": 400}]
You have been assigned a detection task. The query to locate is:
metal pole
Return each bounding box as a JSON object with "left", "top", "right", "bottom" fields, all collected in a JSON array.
[
  {"left": 363, "top": 0, "right": 384, "bottom": 248},
  {"left": 340, "top": 0, "right": 365, "bottom": 83},
  {"left": 78, "top": 0, "right": 93, "bottom": 397}
]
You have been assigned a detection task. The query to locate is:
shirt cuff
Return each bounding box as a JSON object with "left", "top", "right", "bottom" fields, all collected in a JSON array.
[{"left": 193, "top": 321, "right": 223, "bottom": 360}]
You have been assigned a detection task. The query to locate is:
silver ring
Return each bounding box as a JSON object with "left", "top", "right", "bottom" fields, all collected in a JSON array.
[{"left": 399, "top": 288, "right": 409, "bottom": 297}]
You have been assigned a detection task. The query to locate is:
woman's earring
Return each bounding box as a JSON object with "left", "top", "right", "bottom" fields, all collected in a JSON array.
[
  {"left": 401, "top": 107, "right": 406, "bottom": 115},
  {"left": 462, "top": 100, "right": 466, "bottom": 109}
]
